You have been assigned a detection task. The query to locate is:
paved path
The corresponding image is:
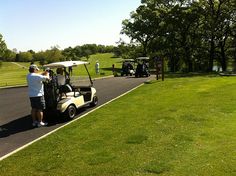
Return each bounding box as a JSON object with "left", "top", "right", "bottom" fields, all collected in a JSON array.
[
  {"left": 0, "top": 76, "right": 153, "bottom": 158},
  {"left": 10, "top": 62, "right": 27, "bottom": 68}
]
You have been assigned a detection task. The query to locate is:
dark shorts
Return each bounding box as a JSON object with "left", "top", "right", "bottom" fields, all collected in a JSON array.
[{"left": 30, "top": 96, "right": 46, "bottom": 111}]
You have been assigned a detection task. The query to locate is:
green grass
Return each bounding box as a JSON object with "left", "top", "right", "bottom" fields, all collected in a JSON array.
[
  {"left": 79, "top": 53, "right": 122, "bottom": 76},
  {"left": 0, "top": 62, "right": 30, "bottom": 87},
  {"left": 1, "top": 76, "right": 236, "bottom": 175},
  {"left": 0, "top": 53, "right": 122, "bottom": 87}
]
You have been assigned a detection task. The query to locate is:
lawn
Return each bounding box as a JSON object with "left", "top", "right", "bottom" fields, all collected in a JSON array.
[
  {"left": 0, "top": 62, "right": 29, "bottom": 87},
  {"left": 1, "top": 76, "right": 236, "bottom": 175},
  {"left": 0, "top": 53, "right": 122, "bottom": 87}
]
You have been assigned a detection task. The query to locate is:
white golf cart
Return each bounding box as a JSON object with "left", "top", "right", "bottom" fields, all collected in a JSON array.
[{"left": 43, "top": 61, "right": 98, "bottom": 119}]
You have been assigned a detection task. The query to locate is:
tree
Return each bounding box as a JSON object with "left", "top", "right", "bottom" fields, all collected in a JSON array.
[
  {"left": 0, "top": 34, "right": 7, "bottom": 59},
  {"left": 45, "top": 47, "right": 64, "bottom": 63},
  {"left": 198, "top": 0, "right": 234, "bottom": 71},
  {"left": 33, "top": 51, "right": 47, "bottom": 65},
  {"left": 4, "top": 49, "right": 16, "bottom": 61},
  {"left": 121, "top": 0, "right": 236, "bottom": 72},
  {"left": 121, "top": 2, "right": 162, "bottom": 56},
  {"left": 62, "top": 47, "right": 79, "bottom": 61},
  {"left": 18, "top": 52, "right": 33, "bottom": 62}
]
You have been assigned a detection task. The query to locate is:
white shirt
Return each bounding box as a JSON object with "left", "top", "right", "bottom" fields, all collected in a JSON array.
[
  {"left": 56, "top": 74, "right": 66, "bottom": 86},
  {"left": 95, "top": 62, "right": 99, "bottom": 73},
  {"left": 27, "top": 73, "right": 48, "bottom": 97}
]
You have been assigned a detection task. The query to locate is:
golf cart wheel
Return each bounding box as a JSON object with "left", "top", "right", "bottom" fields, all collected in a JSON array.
[
  {"left": 66, "top": 105, "right": 77, "bottom": 119},
  {"left": 90, "top": 96, "right": 98, "bottom": 107}
]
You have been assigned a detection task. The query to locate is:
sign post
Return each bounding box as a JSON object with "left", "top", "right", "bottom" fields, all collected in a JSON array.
[{"left": 154, "top": 56, "right": 164, "bottom": 81}]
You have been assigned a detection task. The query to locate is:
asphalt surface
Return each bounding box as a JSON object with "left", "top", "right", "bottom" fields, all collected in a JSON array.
[{"left": 0, "top": 76, "right": 153, "bottom": 158}]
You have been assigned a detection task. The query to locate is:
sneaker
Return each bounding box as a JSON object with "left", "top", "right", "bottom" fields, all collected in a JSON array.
[
  {"left": 37, "top": 121, "right": 48, "bottom": 127},
  {"left": 32, "top": 121, "right": 38, "bottom": 127}
]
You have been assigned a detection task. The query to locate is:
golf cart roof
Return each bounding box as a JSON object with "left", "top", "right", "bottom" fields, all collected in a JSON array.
[
  {"left": 44, "top": 61, "right": 89, "bottom": 69},
  {"left": 136, "top": 57, "right": 149, "bottom": 60},
  {"left": 123, "top": 59, "right": 135, "bottom": 62}
]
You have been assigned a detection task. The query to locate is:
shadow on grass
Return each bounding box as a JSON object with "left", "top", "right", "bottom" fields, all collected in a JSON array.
[
  {"left": 163, "top": 72, "right": 219, "bottom": 79},
  {"left": 101, "top": 67, "right": 121, "bottom": 72},
  {"left": 148, "top": 70, "right": 219, "bottom": 79}
]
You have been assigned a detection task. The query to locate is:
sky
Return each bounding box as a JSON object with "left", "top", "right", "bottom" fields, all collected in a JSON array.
[{"left": 0, "top": 0, "right": 141, "bottom": 52}]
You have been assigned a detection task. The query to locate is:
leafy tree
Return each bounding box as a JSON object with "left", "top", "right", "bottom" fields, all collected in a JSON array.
[
  {"left": 0, "top": 34, "right": 7, "bottom": 59},
  {"left": 121, "top": 3, "right": 161, "bottom": 56},
  {"left": 121, "top": 0, "right": 236, "bottom": 72},
  {"left": 18, "top": 52, "right": 33, "bottom": 62},
  {"left": 62, "top": 47, "right": 79, "bottom": 60},
  {"left": 4, "top": 49, "right": 16, "bottom": 61},
  {"left": 45, "top": 47, "right": 64, "bottom": 63},
  {"left": 33, "top": 51, "right": 47, "bottom": 65}
]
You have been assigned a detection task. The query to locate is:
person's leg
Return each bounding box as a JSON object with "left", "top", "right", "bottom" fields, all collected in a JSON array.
[
  {"left": 36, "top": 96, "right": 47, "bottom": 127},
  {"left": 36, "top": 110, "right": 43, "bottom": 122},
  {"left": 31, "top": 108, "right": 37, "bottom": 121},
  {"left": 36, "top": 110, "right": 47, "bottom": 126},
  {"left": 31, "top": 108, "right": 39, "bottom": 127}
]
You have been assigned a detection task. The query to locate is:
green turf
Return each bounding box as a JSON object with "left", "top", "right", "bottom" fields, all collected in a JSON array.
[
  {"left": 0, "top": 53, "right": 122, "bottom": 87},
  {"left": 1, "top": 76, "right": 236, "bottom": 175},
  {"left": 0, "top": 62, "right": 29, "bottom": 87}
]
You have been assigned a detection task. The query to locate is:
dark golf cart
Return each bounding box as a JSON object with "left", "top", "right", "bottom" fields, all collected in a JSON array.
[
  {"left": 121, "top": 59, "right": 135, "bottom": 76},
  {"left": 135, "top": 57, "right": 150, "bottom": 77}
]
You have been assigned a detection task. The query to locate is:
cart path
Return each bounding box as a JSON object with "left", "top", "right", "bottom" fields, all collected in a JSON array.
[
  {"left": 0, "top": 76, "right": 154, "bottom": 159},
  {"left": 11, "top": 62, "right": 27, "bottom": 69}
]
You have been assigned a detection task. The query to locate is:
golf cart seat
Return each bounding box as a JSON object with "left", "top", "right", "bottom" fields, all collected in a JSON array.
[
  {"left": 59, "top": 84, "right": 82, "bottom": 98},
  {"left": 59, "top": 84, "right": 73, "bottom": 95}
]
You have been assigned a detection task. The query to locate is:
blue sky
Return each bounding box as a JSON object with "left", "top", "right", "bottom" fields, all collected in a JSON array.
[{"left": 0, "top": 0, "right": 140, "bottom": 52}]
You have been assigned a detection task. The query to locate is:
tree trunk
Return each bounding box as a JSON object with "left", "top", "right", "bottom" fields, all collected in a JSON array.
[
  {"left": 208, "top": 39, "right": 215, "bottom": 72},
  {"left": 170, "top": 55, "right": 175, "bottom": 72},
  {"left": 219, "top": 41, "right": 227, "bottom": 72},
  {"left": 233, "top": 38, "right": 236, "bottom": 72},
  {"left": 184, "top": 46, "right": 193, "bottom": 72},
  {"left": 142, "top": 40, "right": 148, "bottom": 56}
]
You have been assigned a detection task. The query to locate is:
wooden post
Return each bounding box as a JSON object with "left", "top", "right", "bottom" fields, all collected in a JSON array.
[
  {"left": 161, "top": 57, "right": 164, "bottom": 81},
  {"left": 156, "top": 61, "right": 159, "bottom": 80}
]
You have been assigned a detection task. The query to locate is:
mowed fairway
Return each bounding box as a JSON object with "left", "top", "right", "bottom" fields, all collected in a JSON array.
[
  {"left": 0, "top": 62, "right": 29, "bottom": 87},
  {"left": 0, "top": 53, "right": 122, "bottom": 87},
  {"left": 1, "top": 76, "right": 236, "bottom": 175}
]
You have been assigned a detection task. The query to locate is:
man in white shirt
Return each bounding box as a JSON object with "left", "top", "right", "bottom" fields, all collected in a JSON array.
[
  {"left": 95, "top": 60, "right": 99, "bottom": 74},
  {"left": 27, "top": 64, "right": 49, "bottom": 127},
  {"left": 56, "top": 68, "right": 66, "bottom": 86}
]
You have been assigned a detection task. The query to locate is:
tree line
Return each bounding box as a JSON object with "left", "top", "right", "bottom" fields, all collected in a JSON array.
[
  {"left": 0, "top": 35, "right": 115, "bottom": 65},
  {"left": 121, "top": 0, "right": 236, "bottom": 72},
  {"left": 1, "top": 0, "right": 235, "bottom": 73}
]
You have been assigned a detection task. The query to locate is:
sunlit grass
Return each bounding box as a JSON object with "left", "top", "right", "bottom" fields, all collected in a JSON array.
[
  {"left": 0, "top": 62, "right": 29, "bottom": 87},
  {"left": 0, "top": 53, "right": 122, "bottom": 87},
  {"left": 1, "top": 76, "right": 236, "bottom": 175}
]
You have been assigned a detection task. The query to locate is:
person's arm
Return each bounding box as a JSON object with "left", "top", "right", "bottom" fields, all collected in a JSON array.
[
  {"left": 41, "top": 71, "right": 49, "bottom": 77},
  {"left": 39, "top": 71, "right": 50, "bottom": 81}
]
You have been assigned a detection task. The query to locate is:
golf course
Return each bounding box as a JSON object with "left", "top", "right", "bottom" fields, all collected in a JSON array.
[
  {"left": 1, "top": 75, "right": 236, "bottom": 175},
  {"left": 0, "top": 53, "right": 122, "bottom": 87},
  {"left": 1, "top": 0, "right": 236, "bottom": 175}
]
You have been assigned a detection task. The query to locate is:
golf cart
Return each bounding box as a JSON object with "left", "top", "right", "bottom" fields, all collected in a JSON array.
[
  {"left": 43, "top": 61, "right": 98, "bottom": 119},
  {"left": 121, "top": 59, "right": 135, "bottom": 76},
  {"left": 135, "top": 57, "right": 150, "bottom": 77}
]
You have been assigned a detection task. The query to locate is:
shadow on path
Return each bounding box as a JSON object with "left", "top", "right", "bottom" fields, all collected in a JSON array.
[
  {"left": 0, "top": 115, "right": 33, "bottom": 138},
  {"left": 0, "top": 107, "right": 91, "bottom": 138}
]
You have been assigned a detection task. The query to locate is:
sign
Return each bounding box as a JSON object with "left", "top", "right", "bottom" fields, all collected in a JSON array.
[{"left": 154, "top": 56, "right": 164, "bottom": 81}]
